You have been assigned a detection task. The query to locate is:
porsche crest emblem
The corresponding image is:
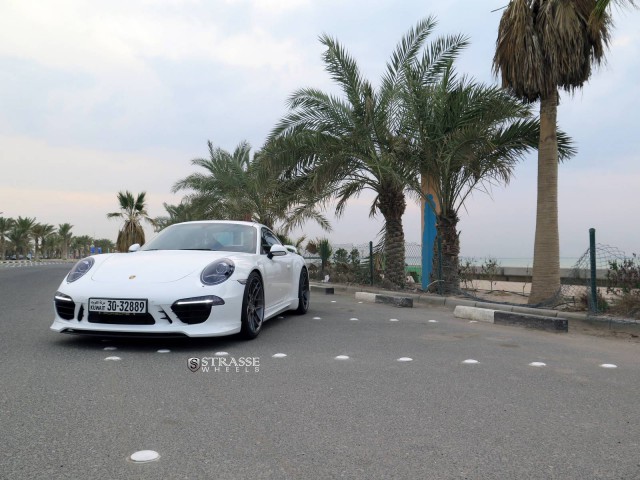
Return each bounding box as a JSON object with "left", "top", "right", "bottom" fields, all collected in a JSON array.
[{"left": 129, "top": 275, "right": 136, "bottom": 280}]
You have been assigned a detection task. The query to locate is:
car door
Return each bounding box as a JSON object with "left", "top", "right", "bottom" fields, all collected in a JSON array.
[{"left": 260, "top": 228, "right": 291, "bottom": 307}]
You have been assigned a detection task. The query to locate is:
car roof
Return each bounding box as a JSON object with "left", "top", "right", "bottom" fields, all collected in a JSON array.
[{"left": 174, "top": 220, "right": 265, "bottom": 229}]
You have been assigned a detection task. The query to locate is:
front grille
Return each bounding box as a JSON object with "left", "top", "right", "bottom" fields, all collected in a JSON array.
[
  {"left": 55, "top": 299, "right": 76, "bottom": 320},
  {"left": 87, "top": 312, "right": 155, "bottom": 325},
  {"left": 171, "top": 303, "right": 212, "bottom": 325}
]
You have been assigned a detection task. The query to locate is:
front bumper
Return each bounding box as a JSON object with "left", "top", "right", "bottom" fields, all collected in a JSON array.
[{"left": 50, "top": 280, "right": 245, "bottom": 338}]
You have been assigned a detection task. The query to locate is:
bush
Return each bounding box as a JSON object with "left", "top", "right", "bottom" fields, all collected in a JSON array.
[
  {"left": 579, "top": 289, "right": 610, "bottom": 313},
  {"left": 610, "top": 293, "right": 640, "bottom": 319},
  {"left": 606, "top": 254, "right": 640, "bottom": 295},
  {"left": 459, "top": 257, "right": 478, "bottom": 290},
  {"left": 605, "top": 254, "right": 640, "bottom": 318},
  {"left": 480, "top": 257, "right": 501, "bottom": 292}
]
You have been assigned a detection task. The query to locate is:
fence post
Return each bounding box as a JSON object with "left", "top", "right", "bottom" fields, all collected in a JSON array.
[
  {"left": 369, "top": 241, "right": 374, "bottom": 285},
  {"left": 589, "top": 228, "right": 597, "bottom": 314}
]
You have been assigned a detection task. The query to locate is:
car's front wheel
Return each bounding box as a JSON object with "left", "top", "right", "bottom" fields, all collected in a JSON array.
[
  {"left": 240, "top": 272, "right": 264, "bottom": 339},
  {"left": 295, "top": 268, "right": 310, "bottom": 315}
]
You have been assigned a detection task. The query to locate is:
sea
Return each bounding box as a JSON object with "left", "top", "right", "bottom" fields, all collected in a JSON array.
[{"left": 330, "top": 243, "right": 583, "bottom": 269}]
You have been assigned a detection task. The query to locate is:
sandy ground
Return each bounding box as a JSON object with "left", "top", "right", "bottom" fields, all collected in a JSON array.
[{"left": 458, "top": 279, "right": 530, "bottom": 304}]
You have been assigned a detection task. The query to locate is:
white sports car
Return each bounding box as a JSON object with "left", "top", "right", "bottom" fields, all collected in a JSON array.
[{"left": 51, "top": 221, "right": 310, "bottom": 339}]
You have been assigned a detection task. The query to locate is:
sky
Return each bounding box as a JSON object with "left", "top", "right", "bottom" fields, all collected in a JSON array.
[{"left": 0, "top": 0, "right": 638, "bottom": 261}]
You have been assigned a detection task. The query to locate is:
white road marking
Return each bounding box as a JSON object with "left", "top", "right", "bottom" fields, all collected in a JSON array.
[
  {"left": 600, "top": 364, "right": 618, "bottom": 369},
  {"left": 157, "top": 349, "right": 170, "bottom": 353},
  {"left": 335, "top": 355, "right": 350, "bottom": 360},
  {"left": 129, "top": 450, "right": 160, "bottom": 463},
  {"left": 313, "top": 316, "right": 322, "bottom": 320},
  {"left": 397, "top": 357, "right": 413, "bottom": 362},
  {"left": 469, "top": 320, "right": 478, "bottom": 323},
  {"left": 428, "top": 320, "right": 438, "bottom": 323},
  {"left": 529, "top": 362, "right": 546, "bottom": 367},
  {"left": 214, "top": 351, "right": 229, "bottom": 356},
  {"left": 103, "top": 347, "right": 117, "bottom": 351},
  {"left": 389, "top": 318, "right": 399, "bottom": 322},
  {"left": 462, "top": 359, "right": 479, "bottom": 364},
  {"left": 349, "top": 317, "right": 358, "bottom": 321},
  {"left": 104, "top": 356, "right": 121, "bottom": 361},
  {"left": 272, "top": 353, "right": 287, "bottom": 358}
]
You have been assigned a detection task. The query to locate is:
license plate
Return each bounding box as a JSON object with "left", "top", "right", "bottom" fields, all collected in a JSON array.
[{"left": 89, "top": 298, "right": 148, "bottom": 314}]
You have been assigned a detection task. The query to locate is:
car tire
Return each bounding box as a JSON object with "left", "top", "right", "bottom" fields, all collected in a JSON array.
[
  {"left": 295, "top": 268, "right": 310, "bottom": 315},
  {"left": 240, "top": 272, "right": 265, "bottom": 340}
]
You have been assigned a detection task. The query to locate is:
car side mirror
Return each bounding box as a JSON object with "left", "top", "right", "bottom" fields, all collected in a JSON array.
[
  {"left": 267, "top": 244, "right": 287, "bottom": 259},
  {"left": 284, "top": 245, "right": 298, "bottom": 254},
  {"left": 128, "top": 243, "right": 141, "bottom": 253}
]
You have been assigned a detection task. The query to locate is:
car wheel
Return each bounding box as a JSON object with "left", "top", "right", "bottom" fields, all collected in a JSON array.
[
  {"left": 295, "top": 268, "right": 310, "bottom": 315},
  {"left": 240, "top": 272, "right": 264, "bottom": 339}
]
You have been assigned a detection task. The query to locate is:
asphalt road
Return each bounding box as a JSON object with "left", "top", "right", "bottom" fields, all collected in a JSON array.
[{"left": 1, "top": 264, "right": 639, "bottom": 479}]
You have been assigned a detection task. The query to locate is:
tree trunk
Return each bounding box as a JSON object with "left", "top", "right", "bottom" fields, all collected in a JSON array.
[
  {"left": 379, "top": 186, "right": 407, "bottom": 288},
  {"left": 433, "top": 211, "right": 460, "bottom": 294},
  {"left": 529, "top": 89, "right": 560, "bottom": 304}
]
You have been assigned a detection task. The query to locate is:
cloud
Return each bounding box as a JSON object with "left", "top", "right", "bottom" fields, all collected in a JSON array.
[
  {"left": 1, "top": 1, "right": 638, "bottom": 259},
  {"left": 0, "top": 133, "right": 187, "bottom": 238},
  {"left": 0, "top": 0, "right": 311, "bottom": 73}
]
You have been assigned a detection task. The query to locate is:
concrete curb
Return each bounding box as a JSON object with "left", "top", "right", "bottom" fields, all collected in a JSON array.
[
  {"left": 311, "top": 285, "right": 335, "bottom": 295},
  {"left": 311, "top": 282, "right": 639, "bottom": 335},
  {"left": 314, "top": 282, "right": 575, "bottom": 316},
  {"left": 354, "top": 291, "right": 413, "bottom": 307},
  {"left": 454, "top": 306, "right": 569, "bottom": 332},
  {"left": 0, "top": 260, "right": 73, "bottom": 267}
]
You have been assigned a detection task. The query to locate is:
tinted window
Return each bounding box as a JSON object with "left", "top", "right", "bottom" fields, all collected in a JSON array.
[{"left": 260, "top": 228, "right": 281, "bottom": 254}]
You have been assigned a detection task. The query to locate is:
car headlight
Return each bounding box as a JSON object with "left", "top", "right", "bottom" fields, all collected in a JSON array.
[
  {"left": 67, "top": 257, "right": 95, "bottom": 283},
  {"left": 201, "top": 259, "right": 235, "bottom": 285}
]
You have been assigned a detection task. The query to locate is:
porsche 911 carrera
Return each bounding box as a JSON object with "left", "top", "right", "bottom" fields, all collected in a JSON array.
[{"left": 50, "top": 221, "right": 310, "bottom": 339}]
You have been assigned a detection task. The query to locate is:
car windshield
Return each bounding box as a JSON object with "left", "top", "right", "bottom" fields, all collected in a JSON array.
[{"left": 140, "top": 223, "right": 257, "bottom": 254}]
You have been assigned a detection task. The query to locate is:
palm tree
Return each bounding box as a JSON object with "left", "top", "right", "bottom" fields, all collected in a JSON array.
[
  {"left": 154, "top": 201, "right": 198, "bottom": 232},
  {"left": 270, "top": 17, "right": 467, "bottom": 287},
  {"left": 7, "top": 217, "right": 36, "bottom": 257},
  {"left": 93, "top": 238, "right": 116, "bottom": 253},
  {"left": 43, "top": 232, "right": 61, "bottom": 259},
  {"left": 173, "top": 140, "right": 330, "bottom": 234},
  {"left": 31, "top": 223, "right": 56, "bottom": 260},
  {"left": 0, "top": 217, "right": 14, "bottom": 260},
  {"left": 72, "top": 235, "right": 94, "bottom": 258},
  {"left": 106, "top": 191, "right": 156, "bottom": 252},
  {"left": 402, "top": 63, "right": 575, "bottom": 293},
  {"left": 57, "top": 223, "right": 73, "bottom": 259},
  {"left": 493, "top": 0, "right": 636, "bottom": 304}
]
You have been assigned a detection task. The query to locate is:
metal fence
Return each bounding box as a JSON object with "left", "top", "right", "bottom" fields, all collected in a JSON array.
[
  {"left": 301, "top": 241, "right": 423, "bottom": 286},
  {"left": 301, "top": 229, "right": 639, "bottom": 319}
]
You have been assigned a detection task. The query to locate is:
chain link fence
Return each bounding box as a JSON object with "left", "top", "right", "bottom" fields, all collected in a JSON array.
[
  {"left": 301, "top": 230, "right": 639, "bottom": 319},
  {"left": 301, "top": 241, "right": 423, "bottom": 286}
]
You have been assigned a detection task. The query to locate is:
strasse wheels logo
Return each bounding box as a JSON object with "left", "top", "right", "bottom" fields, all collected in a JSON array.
[
  {"left": 187, "top": 357, "right": 200, "bottom": 372},
  {"left": 187, "top": 356, "right": 260, "bottom": 373}
]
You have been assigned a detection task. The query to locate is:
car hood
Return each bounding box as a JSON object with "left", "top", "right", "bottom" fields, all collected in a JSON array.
[{"left": 90, "top": 250, "right": 235, "bottom": 284}]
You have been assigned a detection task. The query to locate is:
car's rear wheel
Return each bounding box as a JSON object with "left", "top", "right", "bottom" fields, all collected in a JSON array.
[
  {"left": 295, "top": 268, "right": 310, "bottom": 315},
  {"left": 240, "top": 272, "right": 264, "bottom": 339}
]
